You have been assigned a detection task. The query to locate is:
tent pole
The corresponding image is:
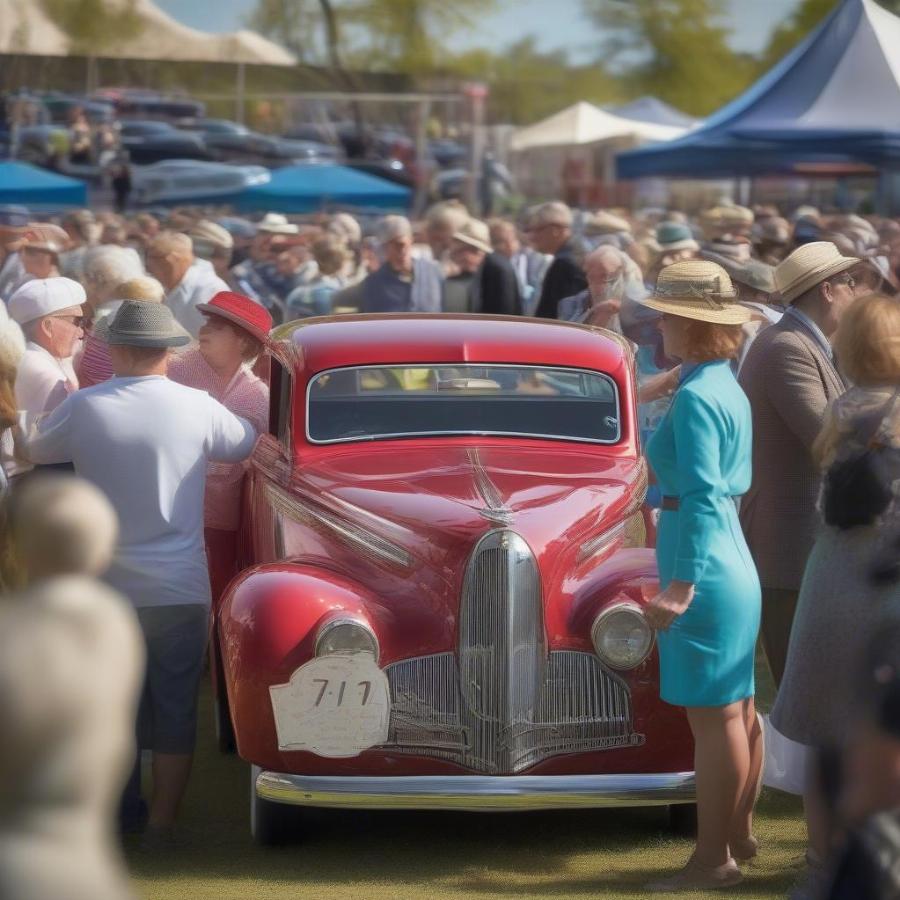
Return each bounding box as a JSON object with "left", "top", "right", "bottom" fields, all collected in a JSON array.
[
  {"left": 413, "top": 98, "right": 431, "bottom": 217},
  {"left": 236, "top": 62, "right": 246, "bottom": 125}
]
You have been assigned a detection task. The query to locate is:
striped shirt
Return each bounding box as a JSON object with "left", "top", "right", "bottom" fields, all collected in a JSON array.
[{"left": 168, "top": 349, "right": 269, "bottom": 531}]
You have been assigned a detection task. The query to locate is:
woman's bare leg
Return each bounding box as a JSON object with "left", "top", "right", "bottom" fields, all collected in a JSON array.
[
  {"left": 686, "top": 701, "right": 751, "bottom": 868},
  {"left": 729, "top": 696, "right": 763, "bottom": 848}
]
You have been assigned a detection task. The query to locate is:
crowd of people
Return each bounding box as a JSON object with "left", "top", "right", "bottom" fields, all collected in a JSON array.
[{"left": 0, "top": 193, "right": 898, "bottom": 898}]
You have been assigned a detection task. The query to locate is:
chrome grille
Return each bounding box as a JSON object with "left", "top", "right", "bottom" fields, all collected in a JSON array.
[{"left": 382, "top": 530, "right": 641, "bottom": 774}]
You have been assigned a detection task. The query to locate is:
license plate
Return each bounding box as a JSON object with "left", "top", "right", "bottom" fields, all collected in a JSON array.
[{"left": 269, "top": 653, "right": 390, "bottom": 757}]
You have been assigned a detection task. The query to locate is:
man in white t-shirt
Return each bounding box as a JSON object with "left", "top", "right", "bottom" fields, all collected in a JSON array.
[
  {"left": 25, "top": 299, "right": 258, "bottom": 845},
  {"left": 145, "top": 230, "right": 228, "bottom": 338},
  {"left": 7, "top": 277, "right": 85, "bottom": 479}
]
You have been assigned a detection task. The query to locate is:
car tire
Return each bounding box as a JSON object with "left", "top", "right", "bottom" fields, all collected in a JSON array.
[
  {"left": 250, "top": 765, "right": 300, "bottom": 846},
  {"left": 668, "top": 802, "right": 698, "bottom": 835}
]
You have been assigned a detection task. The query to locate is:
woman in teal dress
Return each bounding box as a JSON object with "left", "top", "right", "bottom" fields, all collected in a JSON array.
[{"left": 641, "top": 260, "right": 763, "bottom": 893}]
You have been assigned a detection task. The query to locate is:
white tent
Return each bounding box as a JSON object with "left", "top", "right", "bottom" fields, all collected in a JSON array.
[
  {"left": 0, "top": 0, "right": 296, "bottom": 66},
  {"left": 510, "top": 102, "right": 685, "bottom": 153},
  {"left": 509, "top": 102, "right": 687, "bottom": 203}
]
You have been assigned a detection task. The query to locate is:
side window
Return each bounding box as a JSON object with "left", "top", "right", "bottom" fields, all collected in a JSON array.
[{"left": 268, "top": 358, "right": 293, "bottom": 450}]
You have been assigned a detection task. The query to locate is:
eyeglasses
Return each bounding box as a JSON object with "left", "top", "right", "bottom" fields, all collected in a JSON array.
[{"left": 832, "top": 273, "right": 856, "bottom": 289}]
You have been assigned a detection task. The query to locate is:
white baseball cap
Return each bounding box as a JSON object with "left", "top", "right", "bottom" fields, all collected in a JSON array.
[{"left": 8, "top": 277, "right": 86, "bottom": 325}]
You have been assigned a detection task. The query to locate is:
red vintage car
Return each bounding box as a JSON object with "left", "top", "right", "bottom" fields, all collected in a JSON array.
[{"left": 216, "top": 314, "right": 696, "bottom": 844}]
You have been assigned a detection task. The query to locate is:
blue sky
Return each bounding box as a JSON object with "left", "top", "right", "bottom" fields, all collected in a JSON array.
[{"left": 156, "top": 0, "right": 797, "bottom": 58}]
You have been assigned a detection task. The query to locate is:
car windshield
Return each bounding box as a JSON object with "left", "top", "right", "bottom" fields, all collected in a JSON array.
[{"left": 307, "top": 364, "right": 620, "bottom": 445}]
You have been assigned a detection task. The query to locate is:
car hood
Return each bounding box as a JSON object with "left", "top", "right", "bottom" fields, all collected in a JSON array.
[{"left": 294, "top": 443, "right": 644, "bottom": 568}]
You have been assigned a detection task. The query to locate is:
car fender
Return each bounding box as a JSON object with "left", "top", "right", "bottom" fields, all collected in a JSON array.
[{"left": 218, "top": 563, "right": 390, "bottom": 758}]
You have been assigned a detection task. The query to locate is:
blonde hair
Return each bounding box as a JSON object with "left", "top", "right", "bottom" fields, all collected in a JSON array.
[
  {"left": 113, "top": 276, "right": 165, "bottom": 303},
  {"left": 833, "top": 293, "right": 900, "bottom": 386},
  {"left": 149, "top": 230, "right": 192, "bottom": 260}
]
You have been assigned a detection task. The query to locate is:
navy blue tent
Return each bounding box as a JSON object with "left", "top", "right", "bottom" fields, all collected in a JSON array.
[
  {"left": 0, "top": 161, "right": 88, "bottom": 207},
  {"left": 235, "top": 164, "right": 410, "bottom": 213},
  {"left": 617, "top": 0, "right": 900, "bottom": 179},
  {"left": 611, "top": 97, "right": 699, "bottom": 130}
]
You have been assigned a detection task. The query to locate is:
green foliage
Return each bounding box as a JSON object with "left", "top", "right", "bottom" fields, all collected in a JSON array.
[
  {"left": 40, "top": 0, "right": 143, "bottom": 56},
  {"left": 762, "top": 0, "right": 900, "bottom": 69},
  {"left": 445, "top": 39, "right": 622, "bottom": 125},
  {"left": 340, "top": 0, "right": 494, "bottom": 74},
  {"left": 245, "top": 0, "right": 326, "bottom": 64},
  {"left": 581, "top": 0, "right": 757, "bottom": 117}
]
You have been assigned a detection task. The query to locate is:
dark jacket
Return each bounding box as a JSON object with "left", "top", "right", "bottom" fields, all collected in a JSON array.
[
  {"left": 534, "top": 238, "right": 586, "bottom": 319},
  {"left": 476, "top": 252, "right": 522, "bottom": 316}
]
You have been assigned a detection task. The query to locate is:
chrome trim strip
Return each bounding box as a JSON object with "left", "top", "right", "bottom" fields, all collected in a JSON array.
[
  {"left": 255, "top": 771, "right": 696, "bottom": 811},
  {"left": 265, "top": 482, "right": 411, "bottom": 568},
  {"left": 305, "top": 362, "right": 622, "bottom": 446}
]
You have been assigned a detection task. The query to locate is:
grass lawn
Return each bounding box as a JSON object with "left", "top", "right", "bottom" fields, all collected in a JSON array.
[{"left": 126, "top": 652, "right": 805, "bottom": 900}]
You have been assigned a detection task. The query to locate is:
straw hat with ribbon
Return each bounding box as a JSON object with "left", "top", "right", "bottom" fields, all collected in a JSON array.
[
  {"left": 642, "top": 259, "right": 751, "bottom": 325},
  {"left": 774, "top": 241, "right": 860, "bottom": 305}
]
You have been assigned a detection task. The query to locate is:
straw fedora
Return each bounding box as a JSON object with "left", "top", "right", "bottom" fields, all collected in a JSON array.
[
  {"left": 452, "top": 219, "right": 492, "bottom": 254},
  {"left": 774, "top": 241, "right": 859, "bottom": 305},
  {"left": 642, "top": 259, "right": 751, "bottom": 325}
]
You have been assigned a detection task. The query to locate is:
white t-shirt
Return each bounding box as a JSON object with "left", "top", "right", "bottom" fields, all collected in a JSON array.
[
  {"left": 165, "top": 259, "right": 229, "bottom": 338},
  {"left": 25, "top": 375, "right": 257, "bottom": 608},
  {"left": 10, "top": 342, "right": 79, "bottom": 477}
]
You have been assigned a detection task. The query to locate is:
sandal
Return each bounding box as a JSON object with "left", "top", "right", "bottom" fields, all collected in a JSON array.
[{"left": 645, "top": 856, "right": 743, "bottom": 892}]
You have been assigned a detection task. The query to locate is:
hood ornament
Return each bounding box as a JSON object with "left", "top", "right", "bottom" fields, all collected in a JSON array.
[{"left": 468, "top": 449, "right": 515, "bottom": 526}]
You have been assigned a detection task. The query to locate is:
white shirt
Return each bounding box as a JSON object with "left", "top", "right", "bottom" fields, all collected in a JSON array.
[
  {"left": 25, "top": 376, "right": 257, "bottom": 608},
  {"left": 165, "top": 259, "right": 229, "bottom": 338},
  {"left": 10, "top": 342, "right": 79, "bottom": 477}
]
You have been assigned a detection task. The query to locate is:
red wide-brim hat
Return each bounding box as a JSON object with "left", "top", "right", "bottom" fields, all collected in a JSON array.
[{"left": 196, "top": 291, "right": 273, "bottom": 343}]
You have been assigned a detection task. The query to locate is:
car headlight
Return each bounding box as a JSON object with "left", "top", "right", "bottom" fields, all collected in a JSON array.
[
  {"left": 591, "top": 602, "right": 653, "bottom": 670},
  {"left": 315, "top": 618, "right": 379, "bottom": 662}
]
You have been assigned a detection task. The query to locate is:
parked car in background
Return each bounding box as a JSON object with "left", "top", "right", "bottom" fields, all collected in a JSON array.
[
  {"left": 41, "top": 92, "right": 115, "bottom": 124},
  {"left": 94, "top": 88, "right": 205, "bottom": 121},
  {"left": 215, "top": 314, "right": 696, "bottom": 845},
  {"left": 345, "top": 158, "right": 415, "bottom": 188},
  {"left": 130, "top": 159, "right": 270, "bottom": 205},
  {"left": 429, "top": 139, "right": 468, "bottom": 169},
  {"left": 119, "top": 120, "right": 210, "bottom": 164},
  {"left": 12, "top": 125, "right": 69, "bottom": 168},
  {"left": 180, "top": 119, "right": 340, "bottom": 167}
]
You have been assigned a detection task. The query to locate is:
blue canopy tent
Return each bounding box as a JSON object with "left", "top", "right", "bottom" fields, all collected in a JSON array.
[
  {"left": 0, "top": 161, "right": 88, "bottom": 207},
  {"left": 617, "top": 0, "right": 900, "bottom": 180},
  {"left": 235, "top": 164, "right": 411, "bottom": 213}
]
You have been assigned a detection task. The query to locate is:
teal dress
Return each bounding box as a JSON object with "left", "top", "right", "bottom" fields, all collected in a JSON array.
[{"left": 646, "top": 360, "right": 761, "bottom": 707}]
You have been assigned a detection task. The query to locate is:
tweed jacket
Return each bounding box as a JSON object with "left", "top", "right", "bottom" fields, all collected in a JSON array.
[{"left": 738, "top": 314, "right": 846, "bottom": 591}]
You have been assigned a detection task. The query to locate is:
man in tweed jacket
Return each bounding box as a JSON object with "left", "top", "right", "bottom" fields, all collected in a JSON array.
[{"left": 739, "top": 242, "right": 858, "bottom": 685}]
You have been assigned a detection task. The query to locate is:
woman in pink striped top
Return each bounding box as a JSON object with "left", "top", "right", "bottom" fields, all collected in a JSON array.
[{"left": 167, "top": 291, "right": 272, "bottom": 606}]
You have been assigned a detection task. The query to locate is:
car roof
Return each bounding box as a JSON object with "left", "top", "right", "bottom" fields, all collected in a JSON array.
[{"left": 273, "top": 314, "right": 629, "bottom": 376}]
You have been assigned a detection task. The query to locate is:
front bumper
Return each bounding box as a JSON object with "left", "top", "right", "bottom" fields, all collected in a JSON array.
[{"left": 255, "top": 770, "right": 696, "bottom": 812}]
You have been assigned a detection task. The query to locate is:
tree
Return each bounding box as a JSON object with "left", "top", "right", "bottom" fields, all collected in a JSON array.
[
  {"left": 446, "top": 39, "right": 621, "bottom": 125},
  {"left": 40, "top": 0, "right": 143, "bottom": 56},
  {"left": 244, "top": 0, "right": 326, "bottom": 64},
  {"left": 762, "top": 0, "right": 900, "bottom": 69},
  {"left": 581, "top": 0, "right": 757, "bottom": 117}
]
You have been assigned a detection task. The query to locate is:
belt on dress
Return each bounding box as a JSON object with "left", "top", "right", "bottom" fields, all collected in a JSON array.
[{"left": 661, "top": 495, "right": 742, "bottom": 511}]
